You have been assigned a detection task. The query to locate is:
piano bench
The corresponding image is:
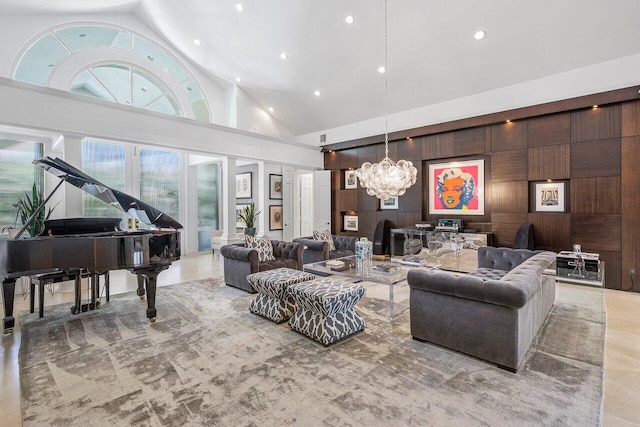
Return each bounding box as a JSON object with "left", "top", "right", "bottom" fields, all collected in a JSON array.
[{"left": 30, "top": 270, "right": 110, "bottom": 318}]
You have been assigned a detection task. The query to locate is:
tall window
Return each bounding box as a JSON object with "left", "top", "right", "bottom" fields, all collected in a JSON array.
[
  {"left": 81, "top": 140, "right": 180, "bottom": 227},
  {"left": 0, "top": 140, "right": 44, "bottom": 227},
  {"left": 139, "top": 148, "right": 180, "bottom": 221},
  {"left": 81, "top": 140, "right": 126, "bottom": 222},
  {"left": 197, "top": 162, "right": 220, "bottom": 251}
]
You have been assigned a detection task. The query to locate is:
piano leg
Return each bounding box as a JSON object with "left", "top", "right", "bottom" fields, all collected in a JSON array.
[
  {"left": 144, "top": 273, "right": 158, "bottom": 322},
  {"left": 90, "top": 273, "right": 100, "bottom": 310},
  {"left": 2, "top": 279, "right": 16, "bottom": 334},
  {"left": 105, "top": 271, "right": 110, "bottom": 302},
  {"left": 72, "top": 273, "right": 82, "bottom": 314},
  {"left": 136, "top": 275, "right": 146, "bottom": 299}
]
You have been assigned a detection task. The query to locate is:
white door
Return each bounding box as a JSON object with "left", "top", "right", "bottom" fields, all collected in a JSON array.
[
  {"left": 313, "top": 170, "right": 331, "bottom": 232},
  {"left": 282, "top": 166, "right": 294, "bottom": 241},
  {"left": 299, "top": 174, "right": 313, "bottom": 236}
]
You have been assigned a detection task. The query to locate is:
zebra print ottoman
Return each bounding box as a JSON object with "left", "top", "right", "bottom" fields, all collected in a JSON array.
[
  {"left": 247, "top": 268, "right": 316, "bottom": 323},
  {"left": 288, "top": 278, "right": 366, "bottom": 345}
]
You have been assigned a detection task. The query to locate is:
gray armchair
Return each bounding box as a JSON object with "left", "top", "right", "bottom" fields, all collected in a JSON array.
[
  {"left": 293, "top": 234, "right": 358, "bottom": 264},
  {"left": 220, "top": 240, "right": 304, "bottom": 293}
]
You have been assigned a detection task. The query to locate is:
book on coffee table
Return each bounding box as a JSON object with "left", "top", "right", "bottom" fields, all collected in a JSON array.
[{"left": 391, "top": 256, "right": 427, "bottom": 266}]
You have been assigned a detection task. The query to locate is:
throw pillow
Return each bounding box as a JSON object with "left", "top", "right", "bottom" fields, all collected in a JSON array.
[
  {"left": 246, "top": 235, "right": 276, "bottom": 262},
  {"left": 313, "top": 229, "right": 335, "bottom": 251}
]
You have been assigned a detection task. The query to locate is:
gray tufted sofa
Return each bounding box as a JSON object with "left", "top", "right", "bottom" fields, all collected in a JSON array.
[
  {"left": 407, "top": 246, "right": 556, "bottom": 371},
  {"left": 220, "top": 240, "right": 304, "bottom": 293},
  {"left": 293, "top": 234, "right": 358, "bottom": 264}
]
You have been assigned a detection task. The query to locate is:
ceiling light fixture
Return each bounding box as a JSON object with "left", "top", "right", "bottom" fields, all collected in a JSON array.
[
  {"left": 314, "top": 90, "right": 321, "bottom": 97},
  {"left": 235, "top": 77, "right": 242, "bottom": 83},
  {"left": 356, "top": 0, "right": 417, "bottom": 200},
  {"left": 280, "top": 52, "right": 288, "bottom": 60},
  {"left": 193, "top": 39, "right": 201, "bottom": 46},
  {"left": 378, "top": 66, "right": 386, "bottom": 74},
  {"left": 345, "top": 15, "right": 354, "bottom": 24},
  {"left": 268, "top": 107, "right": 274, "bottom": 112},
  {"left": 474, "top": 30, "right": 486, "bottom": 40},
  {"left": 235, "top": 3, "right": 244, "bottom": 12}
]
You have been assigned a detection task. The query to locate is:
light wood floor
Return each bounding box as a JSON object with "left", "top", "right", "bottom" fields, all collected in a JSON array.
[{"left": 1, "top": 253, "right": 639, "bottom": 426}]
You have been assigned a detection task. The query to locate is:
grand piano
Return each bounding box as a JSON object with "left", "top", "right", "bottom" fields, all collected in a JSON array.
[{"left": 0, "top": 156, "right": 182, "bottom": 333}]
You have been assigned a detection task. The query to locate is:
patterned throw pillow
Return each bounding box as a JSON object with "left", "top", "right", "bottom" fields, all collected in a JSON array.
[
  {"left": 246, "top": 235, "right": 276, "bottom": 262},
  {"left": 313, "top": 229, "right": 335, "bottom": 251}
]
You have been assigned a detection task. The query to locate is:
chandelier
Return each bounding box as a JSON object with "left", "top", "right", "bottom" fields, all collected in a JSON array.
[{"left": 356, "top": 0, "right": 417, "bottom": 200}]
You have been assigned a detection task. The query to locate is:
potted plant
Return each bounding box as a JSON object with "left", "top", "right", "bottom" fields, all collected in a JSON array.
[
  {"left": 13, "top": 183, "right": 57, "bottom": 237},
  {"left": 238, "top": 202, "right": 261, "bottom": 237}
]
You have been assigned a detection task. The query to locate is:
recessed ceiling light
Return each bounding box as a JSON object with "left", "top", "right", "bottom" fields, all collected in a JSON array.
[
  {"left": 474, "top": 30, "right": 486, "bottom": 40},
  {"left": 235, "top": 3, "right": 244, "bottom": 12},
  {"left": 314, "top": 90, "right": 321, "bottom": 97},
  {"left": 378, "top": 66, "right": 386, "bottom": 74},
  {"left": 193, "top": 39, "right": 201, "bottom": 46},
  {"left": 345, "top": 15, "right": 354, "bottom": 24},
  {"left": 280, "top": 52, "right": 288, "bottom": 60},
  {"left": 235, "top": 77, "right": 242, "bottom": 83},
  {"left": 268, "top": 107, "right": 274, "bottom": 113}
]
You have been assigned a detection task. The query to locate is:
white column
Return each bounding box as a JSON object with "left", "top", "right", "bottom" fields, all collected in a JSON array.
[
  {"left": 257, "top": 160, "right": 266, "bottom": 237},
  {"left": 220, "top": 157, "right": 241, "bottom": 246},
  {"left": 61, "top": 135, "right": 84, "bottom": 218}
]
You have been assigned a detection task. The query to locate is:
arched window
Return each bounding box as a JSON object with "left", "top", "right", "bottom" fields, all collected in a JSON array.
[{"left": 13, "top": 24, "right": 211, "bottom": 123}]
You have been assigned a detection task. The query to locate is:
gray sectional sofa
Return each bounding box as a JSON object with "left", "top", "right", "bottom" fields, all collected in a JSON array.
[{"left": 407, "top": 247, "right": 556, "bottom": 371}]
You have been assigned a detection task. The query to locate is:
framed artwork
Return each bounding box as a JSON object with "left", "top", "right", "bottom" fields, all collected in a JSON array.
[
  {"left": 236, "top": 172, "right": 252, "bottom": 198},
  {"left": 236, "top": 204, "right": 250, "bottom": 228},
  {"left": 269, "top": 205, "right": 283, "bottom": 230},
  {"left": 344, "top": 170, "right": 358, "bottom": 189},
  {"left": 343, "top": 214, "right": 358, "bottom": 232},
  {"left": 269, "top": 174, "right": 283, "bottom": 199},
  {"left": 380, "top": 197, "right": 398, "bottom": 210},
  {"left": 428, "top": 159, "right": 485, "bottom": 215},
  {"left": 532, "top": 181, "right": 566, "bottom": 212}
]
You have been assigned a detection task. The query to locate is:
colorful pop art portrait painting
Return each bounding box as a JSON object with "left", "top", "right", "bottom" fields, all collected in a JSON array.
[{"left": 428, "top": 159, "right": 485, "bottom": 215}]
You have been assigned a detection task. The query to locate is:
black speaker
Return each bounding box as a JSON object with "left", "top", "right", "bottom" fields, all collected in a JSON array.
[{"left": 373, "top": 219, "right": 393, "bottom": 255}]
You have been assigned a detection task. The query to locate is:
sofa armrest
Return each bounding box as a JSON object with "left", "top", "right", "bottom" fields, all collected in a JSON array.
[
  {"left": 220, "top": 244, "right": 258, "bottom": 265},
  {"left": 407, "top": 269, "right": 530, "bottom": 308}
]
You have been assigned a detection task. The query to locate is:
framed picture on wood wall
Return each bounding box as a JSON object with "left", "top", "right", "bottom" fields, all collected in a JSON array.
[
  {"left": 344, "top": 170, "right": 358, "bottom": 189},
  {"left": 532, "top": 181, "right": 567, "bottom": 212},
  {"left": 428, "top": 159, "right": 485, "bottom": 215},
  {"left": 380, "top": 197, "right": 398, "bottom": 210},
  {"left": 343, "top": 214, "right": 358, "bottom": 232}
]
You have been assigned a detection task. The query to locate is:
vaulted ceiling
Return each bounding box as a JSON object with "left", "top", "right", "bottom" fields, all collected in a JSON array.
[{"left": 2, "top": 0, "right": 640, "bottom": 137}]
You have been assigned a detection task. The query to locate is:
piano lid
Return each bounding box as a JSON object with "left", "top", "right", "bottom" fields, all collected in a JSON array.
[{"left": 35, "top": 156, "right": 183, "bottom": 230}]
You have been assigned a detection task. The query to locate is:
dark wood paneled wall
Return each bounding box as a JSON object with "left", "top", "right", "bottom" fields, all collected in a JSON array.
[{"left": 324, "top": 96, "right": 640, "bottom": 291}]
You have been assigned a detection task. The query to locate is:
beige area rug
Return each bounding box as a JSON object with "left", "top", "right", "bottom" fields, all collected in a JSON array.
[{"left": 18, "top": 277, "right": 605, "bottom": 426}]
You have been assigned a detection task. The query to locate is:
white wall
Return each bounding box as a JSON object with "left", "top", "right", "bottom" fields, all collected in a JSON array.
[
  {"left": 0, "top": 13, "right": 300, "bottom": 140},
  {"left": 236, "top": 87, "right": 295, "bottom": 141},
  {"left": 0, "top": 78, "right": 322, "bottom": 169},
  {"left": 296, "top": 53, "right": 640, "bottom": 146}
]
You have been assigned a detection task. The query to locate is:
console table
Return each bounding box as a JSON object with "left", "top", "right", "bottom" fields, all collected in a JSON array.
[
  {"left": 390, "top": 228, "right": 494, "bottom": 259},
  {"left": 544, "top": 261, "right": 605, "bottom": 288}
]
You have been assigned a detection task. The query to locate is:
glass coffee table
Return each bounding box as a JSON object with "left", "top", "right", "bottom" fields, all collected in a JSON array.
[{"left": 303, "top": 255, "right": 440, "bottom": 319}]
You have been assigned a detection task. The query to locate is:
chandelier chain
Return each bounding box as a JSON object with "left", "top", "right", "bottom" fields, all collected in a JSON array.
[
  {"left": 355, "top": 0, "right": 417, "bottom": 200},
  {"left": 384, "top": 0, "right": 389, "bottom": 158}
]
